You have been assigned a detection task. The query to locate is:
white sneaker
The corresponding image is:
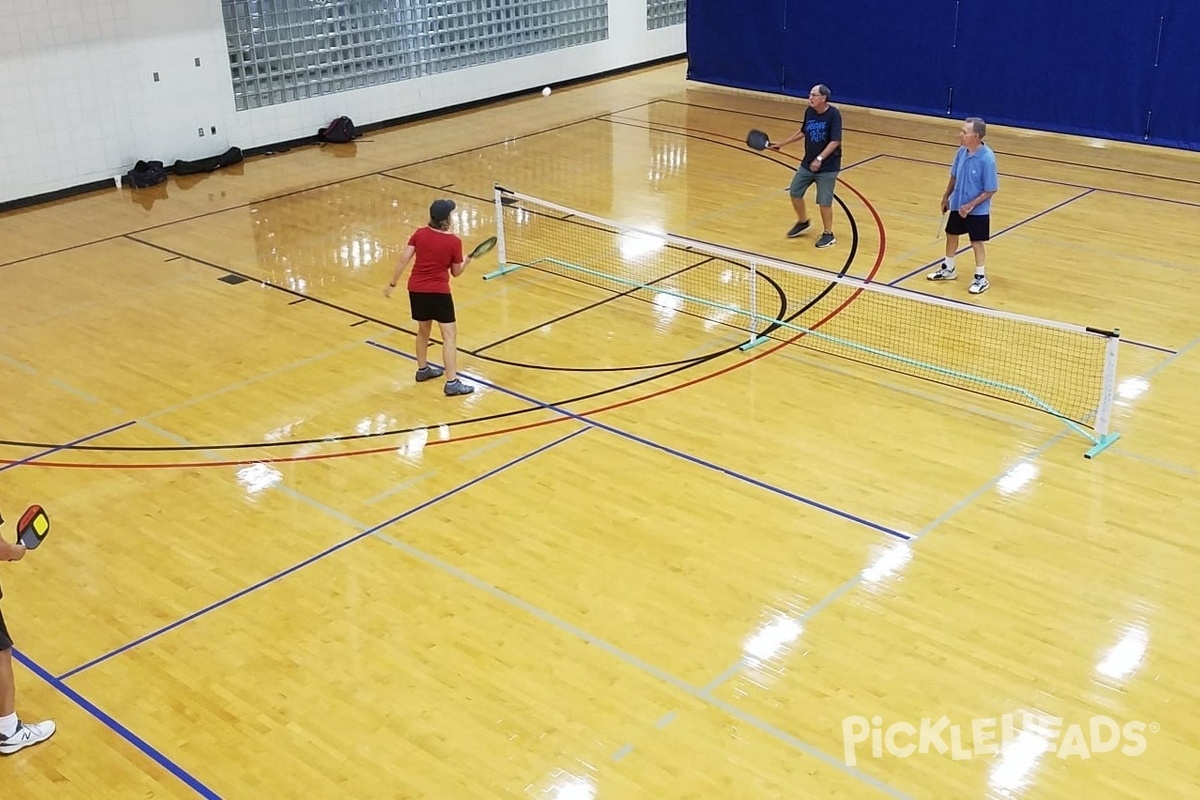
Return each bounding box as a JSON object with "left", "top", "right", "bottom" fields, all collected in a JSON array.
[
  {"left": 969, "top": 275, "right": 990, "bottom": 294},
  {"left": 0, "top": 719, "right": 56, "bottom": 755},
  {"left": 927, "top": 264, "right": 957, "bottom": 281}
]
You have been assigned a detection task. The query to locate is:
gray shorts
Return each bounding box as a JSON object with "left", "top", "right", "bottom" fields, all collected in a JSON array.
[{"left": 789, "top": 165, "right": 838, "bottom": 206}]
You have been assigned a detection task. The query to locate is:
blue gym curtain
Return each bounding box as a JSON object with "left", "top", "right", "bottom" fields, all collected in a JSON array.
[{"left": 686, "top": 0, "right": 1200, "bottom": 150}]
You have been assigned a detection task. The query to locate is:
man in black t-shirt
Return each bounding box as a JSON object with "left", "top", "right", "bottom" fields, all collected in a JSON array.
[{"left": 771, "top": 84, "right": 844, "bottom": 248}]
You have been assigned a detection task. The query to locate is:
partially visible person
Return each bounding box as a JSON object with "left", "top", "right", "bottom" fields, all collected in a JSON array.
[
  {"left": 385, "top": 199, "right": 475, "bottom": 396},
  {"left": 927, "top": 117, "right": 1000, "bottom": 294},
  {"left": 0, "top": 510, "right": 56, "bottom": 756},
  {"left": 770, "top": 83, "right": 843, "bottom": 249}
]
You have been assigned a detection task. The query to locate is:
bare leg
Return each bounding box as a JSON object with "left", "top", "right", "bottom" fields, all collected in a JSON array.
[
  {"left": 970, "top": 240, "right": 987, "bottom": 270},
  {"left": 945, "top": 233, "right": 961, "bottom": 260},
  {"left": 438, "top": 321, "right": 459, "bottom": 381},
  {"left": 0, "top": 647, "right": 15, "bottom": 717},
  {"left": 415, "top": 320, "right": 433, "bottom": 368},
  {"left": 791, "top": 195, "right": 809, "bottom": 224},
  {"left": 819, "top": 204, "right": 834, "bottom": 233}
]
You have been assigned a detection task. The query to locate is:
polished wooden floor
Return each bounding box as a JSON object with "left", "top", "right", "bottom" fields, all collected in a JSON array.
[{"left": 2, "top": 60, "right": 1199, "bottom": 799}]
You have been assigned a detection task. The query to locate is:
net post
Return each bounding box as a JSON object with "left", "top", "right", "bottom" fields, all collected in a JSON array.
[
  {"left": 1084, "top": 327, "right": 1122, "bottom": 459},
  {"left": 483, "top": 184, "right": 520, "bottom": 281},
  {"left": 738, "top": 258, "right": 769, "bottom": 351}
]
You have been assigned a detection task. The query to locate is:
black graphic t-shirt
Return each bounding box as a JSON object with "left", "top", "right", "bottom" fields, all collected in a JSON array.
[{"left": 803, "top": 106, "right": 843, "bottom": 171}]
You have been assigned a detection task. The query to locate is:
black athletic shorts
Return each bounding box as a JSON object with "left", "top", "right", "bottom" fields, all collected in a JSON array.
[
  {"left": 0, "top": 606, "right": 12, "bottom": 651},
  {"left": 946, "top": 210, "right": 990, "bottom": 242},
  {"left": 409, "top": 292, "right": 456, "bottom": 324}
]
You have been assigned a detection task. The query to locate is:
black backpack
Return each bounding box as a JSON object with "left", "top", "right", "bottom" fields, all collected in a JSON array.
[
  {"left": 173, "top": 147, "right": 244, "bottom": 175},
  {"left": 318, "top": 116, "right": 360, "bottom": 144},
  {"left": 125, "top": 160, "right": 166, "bottom": 188}
]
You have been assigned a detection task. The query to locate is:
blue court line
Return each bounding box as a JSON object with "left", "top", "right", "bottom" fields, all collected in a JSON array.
[
  {"left": 57, "top": 426, "right": 588, "bottom": 680},
  {"left": 701, "top": 432, "right": 1074, "bottom": 694},
  {"left": 0, "top": 420, "right": 136, "bottom": 474},
  {"left": 674, "top": 330, "right": 1200, "bottom": 748},
  {"left": 365, "top": 340, "right": 911, "bottom": 542},
  {"left": 887, "top": 189, "right": 1094, "bottom": 286},
  {"left": 362, "top": 342, "right": 911, "bottom": 794},
  {"left": 613, "top": 326, "right": 1200, "bottom": 764},
  {"left": 13, "top": 648, "right": 220, "bottom": 799},
  {"left": 53, "top": 415, "right": 906, "bottom": 796},
  {"left": 840, "top": 152, "right": 887, "bottom": 171}
]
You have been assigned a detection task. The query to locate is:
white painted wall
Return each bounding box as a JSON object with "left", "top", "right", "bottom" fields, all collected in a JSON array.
[{"left": 0, "top": 0, "right": 685, "bottom": 204}]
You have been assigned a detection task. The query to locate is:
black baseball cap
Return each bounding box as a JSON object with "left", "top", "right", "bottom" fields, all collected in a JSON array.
[{"left": 429, "top": 199, "right": 456, "bottom": 222}]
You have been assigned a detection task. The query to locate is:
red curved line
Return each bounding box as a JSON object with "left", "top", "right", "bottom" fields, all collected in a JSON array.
[{"left": 4, "top": 179, "right": 887, "bottom": 471}]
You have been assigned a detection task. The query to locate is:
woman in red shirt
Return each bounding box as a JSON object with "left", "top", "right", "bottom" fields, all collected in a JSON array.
[{"left": 385, "top": 198, "right": 475, "bottom": 396}]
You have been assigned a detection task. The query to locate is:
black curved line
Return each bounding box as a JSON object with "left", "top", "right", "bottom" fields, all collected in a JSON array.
[
  {"left": 471, "top": 256, "right": 788, "bottom": 372},
  {"left": 1, "top": 123, "right": 862, "bottom": 454}
]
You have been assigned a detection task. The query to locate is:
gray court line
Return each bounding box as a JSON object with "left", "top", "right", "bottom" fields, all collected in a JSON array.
[
  {"left": 139, "top": 340, "right": 366, "bottom": 422},
  {"left": 58, "top": 425, "right": 590, "bottom": 679},
  {"left": 701, "top": 431, "right": 1074, "bottom": 695},
  {"left": 367, "top": 341, "right": 912, "bottom": 542},
  {"left": 2, "top": 329, "right": 365, "bottom": 439},
  {"left": 0, "top": 418, "right": 220, "bottom": 799},
  {"left": 1006, "top": 233, "right": 1200, "bottom": 277},
  {"left": 0, "top": 272, "right": 199, "bottom": 334},
  {"left": 1140, "top": 332, "right": 1200, "bottom": 378},
  {"left": 0, "top": 352, "right": 38, "bottom": 374},
  {"left": 881, "top": 152, "right": 1200, "bottom": 209},
  {"left": 363, "top": 344, "right": 914, "bottom": 795},
  {"left": 1105, "top": 448, "right": 1195, "bottom": 476},
  {"left": 676, "top": 332, "right": 1200, "bottom": 740},
  {"left": 455, "top": 433, "right": 514, "bottom": 462},
  {"left": 362, "top": 434, "right": 515, "bottom": 505},
  {"left": 363, "top": 470, "right": 438, "bottom": 505},
  {"left": 606, "top": 321, "right": 1200, "bottom": 773},
  {"left": 611, "top": 710, "right": 679, "bottom": 763},
  {"left": 1097, "top": 332, "right": 1200, "bottom": 475},
  {"left": 888, "top": 189, "right": 1095, "bottom": 286},
  {"left": 89, "top": 416, "right": 907, "bottom": 797},
  {"left": 366, "top": 524, "right": 911, "bottom": 799},
  {"left": 43, "top": 377, "right": 107, "bottom": 405}
]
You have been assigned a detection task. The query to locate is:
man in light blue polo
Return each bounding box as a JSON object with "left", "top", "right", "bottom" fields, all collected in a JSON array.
[{"left": 928, "top": 117, "right": 1000, "bottom": 294}]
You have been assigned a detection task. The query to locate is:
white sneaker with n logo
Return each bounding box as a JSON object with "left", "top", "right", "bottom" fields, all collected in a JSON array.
[
  {"left": 0, "top": 719, "right": 56, "bottom": 755},
  {"left": 927, "top": 264, "right": 957, "bottom": 281}
]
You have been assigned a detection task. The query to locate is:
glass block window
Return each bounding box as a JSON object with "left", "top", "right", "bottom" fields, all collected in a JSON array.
[
  {"left": 646, "top": 0, "right": 684, "bottom": 30},
  {"left": 223, "top": 0, "right": 610, "bottom": 111}
]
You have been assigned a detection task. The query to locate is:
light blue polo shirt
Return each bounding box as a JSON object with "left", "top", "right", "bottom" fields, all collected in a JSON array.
[{"left": 948, "top": 144, "right": 999, "bottom": 215}]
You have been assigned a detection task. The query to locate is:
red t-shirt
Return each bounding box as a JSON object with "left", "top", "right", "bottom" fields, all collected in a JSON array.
[{"left": 406, "top": 226, "right": 463, "bottom": 294}]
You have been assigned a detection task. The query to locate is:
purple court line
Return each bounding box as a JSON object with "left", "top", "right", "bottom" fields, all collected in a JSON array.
[
  {"left": 0, "top": 420, "right": 137, "bottom": 474},
  {"left": 57, "top": 426, "right": 588, "bottom": 680},
  {"left": 884, "top": 152, "right": 1200, "bottom": 209},
  {"left": 366, "top": 340, "right": 912, "bottom": 542},
  {"left": 5, "top": 422, "right": 204, "bottom": 794},
  {"left": 363, "top": 343, "right": 912, "bottom": 797},
  {"left": 888, "top": 188, "right": 1094, "bottom": 287},
  {"left": 12, "top": 649, "right": 220, "bottom": 798}
]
